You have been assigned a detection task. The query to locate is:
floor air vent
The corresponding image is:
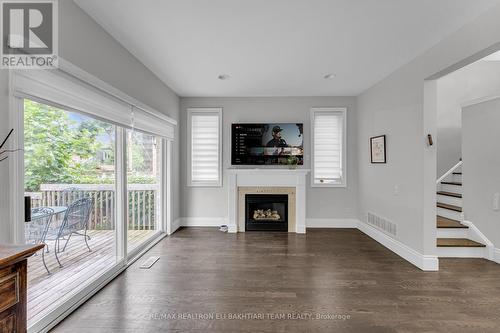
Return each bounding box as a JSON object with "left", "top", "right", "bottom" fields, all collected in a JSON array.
[
  {"left": 367, "top": 212, "right": 397, "bottom": 236},
  {"left": 139, "top": 256, "right": 160, "bottom": 269}
]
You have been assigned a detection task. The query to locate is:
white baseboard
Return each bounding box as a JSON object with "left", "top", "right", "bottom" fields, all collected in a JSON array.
[
  {"left": 494, "top": 248, "right": 500, "bottom": 264},
  {"left": 179, "top": 217, "right": 227, "bottom": 227},
  {"left": 357, "top": 220, "right": 439, "bottom": 271},
  {"left": 179, "top": 217, "right": 359, "bottom": 229},
  {"left": 306, "top": 218, "right": 358, "bottom": 228}
]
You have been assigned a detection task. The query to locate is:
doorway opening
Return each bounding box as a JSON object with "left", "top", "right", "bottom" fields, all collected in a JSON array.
[{"left": 425, "top": 49, "right": 500, "bottom": 260}]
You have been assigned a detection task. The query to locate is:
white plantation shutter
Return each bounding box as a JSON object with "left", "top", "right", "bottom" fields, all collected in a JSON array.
[
  {"left": 312, "top": 108, "right": 346, "bottom": 186},
  {"left": 188, "top": 108, "right": 222, "bottom": 186}
]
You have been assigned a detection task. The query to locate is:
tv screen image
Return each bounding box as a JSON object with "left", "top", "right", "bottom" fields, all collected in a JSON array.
[{"left": 232, "top": 123, "right": 304, "bottom": 165}]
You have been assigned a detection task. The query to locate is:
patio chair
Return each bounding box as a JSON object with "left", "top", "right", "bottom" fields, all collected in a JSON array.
[
  {"left": 56, "top": 187, "right": 92, "bottom": 249},
  {"left": 25, "top": 207, "right": 54, "bottom": 274},
  {"left": 54, "top": 197, "right": 93, "bottom": 267},
  {"left": 59, "top": 187, "right": 87, "bottom": 206}
]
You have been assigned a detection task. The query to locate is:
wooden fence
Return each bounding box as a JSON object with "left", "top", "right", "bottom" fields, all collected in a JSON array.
[{"left": 28, "top": 184, "right": 158, "bottom": 231}]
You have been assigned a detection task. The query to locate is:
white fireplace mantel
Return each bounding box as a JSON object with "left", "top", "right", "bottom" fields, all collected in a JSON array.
[{"left": 227, "top": 168, "right": 310, "bottom": 233}]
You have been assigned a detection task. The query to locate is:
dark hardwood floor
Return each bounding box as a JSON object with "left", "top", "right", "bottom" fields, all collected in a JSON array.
[{"left": 52, "top": 228, "right": 500, "bottom": 333}]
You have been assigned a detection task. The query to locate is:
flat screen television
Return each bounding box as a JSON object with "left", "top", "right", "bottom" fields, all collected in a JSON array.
[{"left": 231, "top": 123, "right": 304, "bottom": 165}]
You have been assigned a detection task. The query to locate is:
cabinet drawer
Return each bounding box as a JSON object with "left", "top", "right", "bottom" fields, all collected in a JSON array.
[
  {"left": 0, "top": 272, "right": 19, "bottom": 313},
  {"left": 0, "top": 314, "right": 16, "bottom": 333}
]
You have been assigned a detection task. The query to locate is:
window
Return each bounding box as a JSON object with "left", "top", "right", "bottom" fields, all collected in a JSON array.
[
  {"left": 187, "top": 108, "right": 222, "bottom": 186},
  {"left": 311, "top": 108, "right": 347, "bottom": 187}
]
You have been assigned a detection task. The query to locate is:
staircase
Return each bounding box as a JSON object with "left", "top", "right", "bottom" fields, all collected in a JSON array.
[{"left": 436, "top": 164, "right": 486, "bottom": 257}]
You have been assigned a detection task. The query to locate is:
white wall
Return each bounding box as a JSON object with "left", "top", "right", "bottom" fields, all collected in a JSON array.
[
  {"left": 179, "top": 97, "right": 358, "bottom": 223},
  {"left": 357, "top": 3, "right": 500, "bottom": 256},
  {"left": 0, "top": 72, "right": 10, "bottom": 242},
  {"left": 462, "top": 97, "right": 500, "bottom": 248},
  {"left": 0, "top": 0, "right": 180, "bottom": 242},
  {"left": 63, "top": 0, "right": 180, "bottom": 223},
  {"left": 437, "top": 61, "right": 500, "bottom": 176}
]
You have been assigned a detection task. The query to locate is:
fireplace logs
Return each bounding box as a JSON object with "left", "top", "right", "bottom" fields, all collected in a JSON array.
[{"left": 253, "top": 209, "right": 281, "bottom": 221}]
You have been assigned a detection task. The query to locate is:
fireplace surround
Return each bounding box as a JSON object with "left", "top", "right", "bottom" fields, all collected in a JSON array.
[{"left": 227, "top": 169, "right": 309, "bottom": 233}]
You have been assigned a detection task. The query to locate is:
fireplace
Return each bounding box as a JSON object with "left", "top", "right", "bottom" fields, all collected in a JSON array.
[
  {"left": 229, "top": 169, "right": 308, "bottom": 233},
  {"left": 245, "top": 194, "right": 288, "bottom": 231}
]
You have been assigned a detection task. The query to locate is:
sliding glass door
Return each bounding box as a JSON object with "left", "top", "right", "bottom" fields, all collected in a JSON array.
[
  {"left": 10, "top": 67, "right": 174, "bottom": 332},
  {"left": 24, "top": 99, "right": 119, "bottom": 325},
  {"left": 126, "top": 129, "right": 161, "bottom": 254},
  {"left": 22, "top": 99, "right": 167, "bottom": 329}
]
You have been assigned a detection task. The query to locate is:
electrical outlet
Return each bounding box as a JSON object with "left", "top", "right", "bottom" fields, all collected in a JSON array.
[
  {"left": 393, "top": 185, "right": 399, "bottom": 196},
  {"left": 493, "top": 193, "right": 500, "bottom": 211}
]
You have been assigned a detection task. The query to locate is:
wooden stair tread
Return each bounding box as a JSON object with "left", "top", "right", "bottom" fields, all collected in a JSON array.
[
  {"left": 437, "top": 191, "right": 462, "bottom": 198},
  {"left": 437, "top": 202, "right": 462, "bottom": 212},
  {"left": 437, "top": 238, "right": 485, "bottom": 247},
  {"left": 437, "top": 216, "right": 468, "bottom": 228},
  {"left": 441, "top": 181, "right": 462, "bottom": 186}
]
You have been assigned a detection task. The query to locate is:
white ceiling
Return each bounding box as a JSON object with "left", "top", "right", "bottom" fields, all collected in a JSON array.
[{"left": 75, "top": 0, "right": 500, "bottom": 97}]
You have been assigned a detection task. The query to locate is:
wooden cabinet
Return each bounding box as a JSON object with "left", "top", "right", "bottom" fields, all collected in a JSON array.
[
  {"left": 0, "top": 244, "right": 44, "bottom": 333},
  {"left": 0, "top": 314, "right": 15, "bottom": 333}
]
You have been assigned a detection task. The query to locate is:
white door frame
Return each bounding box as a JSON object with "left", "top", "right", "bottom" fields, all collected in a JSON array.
[{"left": 8, "top": 93, "right": 25, "bottom": 244}]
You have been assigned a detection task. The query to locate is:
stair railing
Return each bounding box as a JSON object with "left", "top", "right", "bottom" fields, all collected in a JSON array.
[{"left": 436, "top": 160, "right": 463, "bottom": 184}]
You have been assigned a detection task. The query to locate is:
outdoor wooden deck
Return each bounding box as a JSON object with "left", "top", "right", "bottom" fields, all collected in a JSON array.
[{"left": 27, "top": 230, "right": 155, "bottom": 325}]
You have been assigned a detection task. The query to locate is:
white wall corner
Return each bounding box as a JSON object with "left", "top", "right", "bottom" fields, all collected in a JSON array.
[
  {"left": 169, "top": 218, "right": 181, "bottom": 235},
  {"left": 296, "top": 225, "right": 306, "bottom": 234},
  {"left": 227, "top": 172, "right": 238, "bottom": 231},
  {"left": 421, "top": 255, "right": 440, "bottom": 271},
  {"left": 227, "top": 224, "right": 237, "bottom": 233},
  {"left": 462, "top": 220, "right": 495, "bottom": 261},
  {"left": 306, "top": 218, "right": 358, "bottom": 228},
  {"left": 357, "top": 220, "right": 439, "bottom": 271}
]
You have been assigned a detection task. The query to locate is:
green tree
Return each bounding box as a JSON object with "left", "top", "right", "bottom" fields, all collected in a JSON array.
[
  {"left": 127, "top": 131, "right": 146, "bottom": 172},
  {"left": 24, "top": 100, "right": 106, "bottom": 191}
]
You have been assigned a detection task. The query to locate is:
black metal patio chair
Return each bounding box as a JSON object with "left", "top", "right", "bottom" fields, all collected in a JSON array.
[{"left": 54, "top": 197, "right": 93, "bottom": 267}]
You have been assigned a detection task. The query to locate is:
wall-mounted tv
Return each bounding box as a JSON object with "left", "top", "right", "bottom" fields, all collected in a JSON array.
[{"left": 232, "top": 123, "right": 304, "bottom": 165}]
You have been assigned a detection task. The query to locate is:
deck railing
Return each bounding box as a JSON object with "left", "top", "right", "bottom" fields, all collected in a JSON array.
[{"left": 28, "top": 184, "right": 158, "bottom": 231}]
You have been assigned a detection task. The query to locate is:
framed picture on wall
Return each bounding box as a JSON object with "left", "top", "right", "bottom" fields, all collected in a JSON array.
[{"left": 370, "top": 135, "right": 386, "bottom": 163}]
